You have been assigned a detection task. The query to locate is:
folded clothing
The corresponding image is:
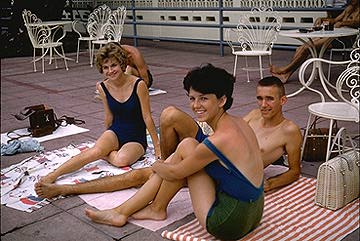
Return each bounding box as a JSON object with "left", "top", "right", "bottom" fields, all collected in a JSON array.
[{"left": 1, "top": 139, "right": 44, "bottom": 156}]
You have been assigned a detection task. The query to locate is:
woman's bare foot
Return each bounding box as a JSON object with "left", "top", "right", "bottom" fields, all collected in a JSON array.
[
  {"left": 35, "top": 182, "right": 65, "bottom": 198},
  {"left": 85, "top": 208, "right": 127, "bottom": 227},
  {"left": 131, "top": 204, "right": 167, "bottom": 221}
]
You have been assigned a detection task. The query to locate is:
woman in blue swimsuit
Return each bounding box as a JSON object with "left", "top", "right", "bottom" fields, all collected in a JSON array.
[
  {"left": 86, "top": 64, "right": 264, "bottom": 240},
  {"left": 35, "top": 43, "right": 160, "bottom": 188}
]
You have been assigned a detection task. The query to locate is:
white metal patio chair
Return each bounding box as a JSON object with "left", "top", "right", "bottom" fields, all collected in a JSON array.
[
  {"left": 22, "top": 9, "right": 68, "bottom": 73},
  {"left": 327, "top": 32, "right": 360, "bottom": 80},
  {"left": 91, "top": 6, "right": 127, "bottom": 64},
  {"left": 299, "top": 39, "right": 359, "bottom": 162},
  {"left": 72, "top": 4, "right": 112, "bottom": 66},
  {"left": 225, "top": 7, "right": 281, "bottom": 81}
]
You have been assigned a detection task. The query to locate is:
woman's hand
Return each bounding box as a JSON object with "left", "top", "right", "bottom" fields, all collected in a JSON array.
[
  {"left": 151, "top": 160, "right": 165, "bottom": 175},
  {"left": 151, "top": 154, "right": 178, "bottom": 181}
]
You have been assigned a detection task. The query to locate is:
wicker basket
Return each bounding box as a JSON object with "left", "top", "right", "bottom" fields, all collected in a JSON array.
[{"left": 315, "top": 150, "right": 360, "bottom": 210}]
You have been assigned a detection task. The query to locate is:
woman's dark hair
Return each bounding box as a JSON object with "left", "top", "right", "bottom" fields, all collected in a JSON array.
[{"left": 183, "top": 63, "right": 235, "bottom": 110}]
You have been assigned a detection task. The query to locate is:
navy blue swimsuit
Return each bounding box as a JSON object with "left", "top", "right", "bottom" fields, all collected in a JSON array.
[
  {"left": 195, "top": 123, "right": 208, "bottom": 143},
  {"left": 100, "top": 79, "right": 147, "bottom": 150},
  {"left": 203, "top": 138, "right": 263, "bottom": 202}
]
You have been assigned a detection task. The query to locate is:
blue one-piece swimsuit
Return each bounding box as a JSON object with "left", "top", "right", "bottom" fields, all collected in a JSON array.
[
  {"left": 100, "top": 79, "right": 147, "bottom": 150},
  {"left": 203, "top": 138, "right": 264, "bottom": 240}
]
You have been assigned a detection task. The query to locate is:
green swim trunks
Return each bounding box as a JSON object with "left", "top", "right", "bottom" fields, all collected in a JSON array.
[{"left": 206, "top": 191, "right": 264, "bottom": 240}]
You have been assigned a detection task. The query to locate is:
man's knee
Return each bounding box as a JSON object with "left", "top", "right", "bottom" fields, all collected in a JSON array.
[
  {"left": 160, "top": 106, "right": 182, "bottom": 127},
  {"left": 147, "top": 70, "right": 153, "bottom": 88}
]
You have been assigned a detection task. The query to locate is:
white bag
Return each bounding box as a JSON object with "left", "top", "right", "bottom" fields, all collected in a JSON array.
[{"left": 315, "top": 128, "right": 360, "bottom": 210}]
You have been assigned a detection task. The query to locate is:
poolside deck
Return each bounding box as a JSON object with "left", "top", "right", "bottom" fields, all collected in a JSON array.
[{"left": 1, "top": 39, "right": 358, "bottom": 241}]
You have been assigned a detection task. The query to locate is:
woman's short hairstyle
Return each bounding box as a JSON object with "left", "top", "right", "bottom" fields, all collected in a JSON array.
[
  {"left": 95, "top": 42, "right": 128, "bottom": 73},
  {"left": 183, "top": 63, "right": 235, "bottom": 110},
  {"left": 257, "top": 76, "right": 286, "bottom": 97}
]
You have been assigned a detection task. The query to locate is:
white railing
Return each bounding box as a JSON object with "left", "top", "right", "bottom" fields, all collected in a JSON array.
[{"left": 69, "top": 0, "right": 330, "bottom": 8}]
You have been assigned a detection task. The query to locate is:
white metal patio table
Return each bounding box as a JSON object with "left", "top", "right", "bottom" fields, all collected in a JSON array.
[{"left": 280, "top": 27, "right": 358, "bottom": 99}]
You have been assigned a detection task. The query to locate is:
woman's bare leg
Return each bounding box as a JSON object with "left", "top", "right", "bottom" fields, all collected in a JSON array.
[
  {"left": 85, "top": 172, "right": 164, "bottom": 226},
  {"left": 85, "top": 137, "right": 199, "bottom": 226},
  {"left": 131, "top": 177, "right": 186, "bottom": 220},
  {"left": 131, "top": 138, "right": 199, "bottom": 221},
  {"left": 131, "top": 155, "right": 188, "bottom": 220},
  {"left": 38, "top": 131, "right": 118, "bottom": 184},
  {"left": 105, "top": 142, "right": 145, "bottom": 167},
  {"left": 187, "top": 169, "right": 216, "bottom": 228}
]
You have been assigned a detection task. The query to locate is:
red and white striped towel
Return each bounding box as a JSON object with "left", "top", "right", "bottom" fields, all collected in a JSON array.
[{"left": 161, "top": 177, "right": 359, "bottom": 241}]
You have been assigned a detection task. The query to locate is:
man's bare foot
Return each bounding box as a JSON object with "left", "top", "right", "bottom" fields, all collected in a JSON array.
[
  {"left": 269, "top": 64, "right": 286, "bottom": 75},
  {"left": 270, "top": 64, "right": 289, "bottom": 75},
  {"left": 131, "top": 205, "right": 167, "bottom": 221},
  {"left": 35, "top": 182, "right": 65, "bottom": 198},
  {"left": 39, "top": 172, "right": 58, "bottom": 184},
  {"left": 85, "top": 208, "right": 127, "bottom": 227},
  {"left": 271, "top": 72, "right": 291, "bottom": 84}
]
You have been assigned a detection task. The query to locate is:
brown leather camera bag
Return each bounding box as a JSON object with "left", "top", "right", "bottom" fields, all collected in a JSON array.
[
  {"left": 303, "top": 117, "right": 338, "bottom": 162},
  {"left": 14, "top": 104, "right": 56, "bottom": 137}
]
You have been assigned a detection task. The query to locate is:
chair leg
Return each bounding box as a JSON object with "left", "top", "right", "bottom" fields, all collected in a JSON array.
[
  {"left": 91, "top": 43, "right": 95, "bottom": 67},
  {"left": 54, "top": 48, "right": 58, "bottom": 69},
  {"left": 259, "top": 55, "right": 263, "bottom": 79},
  {"left": 325, "top": 119, "right": 335, "bottom": 162},
  {"left": 49, "top": 47, "right": 53, "bottom": 65},
  {"left": 329, "top": 127, "right": 345, "bottom": 155},
  {"left": 245, "top": 56, "right": 250, "bottom": 82},
  {"left": 33, "top": 48, "right": 37, "bottom": 72},
  {"left": 53, "top": 45, "right": 68, "bottom": 71},
  {"left": 76, "top": 39, "right": 80, "bottom": 63},
  {"left": 233, "top": 55, "right": 238, "bottom": 77},
  {"left": 269, "top": 55, "right": 272, "bottom": 66},
  {"left": 327, "top": 50, "right": 333, "bottom": 81},
  {"left": 61, "top": 46, "right": 69, "bottom": 71},
  {"left": 41, "top": 48, "right": 45, "bottom": 74},
  {"left": 88, "top": 40, "right": 92, "bottom": 66},
  {"left": 300, "top": 113, "right": 313, "bottom": 161}
]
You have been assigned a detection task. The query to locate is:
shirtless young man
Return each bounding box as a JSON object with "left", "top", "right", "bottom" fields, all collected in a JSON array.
[
  {"left": 270, "top": 0, "right": 360, "bottom": 83},
  {"left": 35, "top": 77, "right": 301, "bottom": 198},
  {"left": 243, "top": 76, "right": 302, "bottom": 192},
  {"left": 120, "top": 44, "right": 154, "bottom": 88}
]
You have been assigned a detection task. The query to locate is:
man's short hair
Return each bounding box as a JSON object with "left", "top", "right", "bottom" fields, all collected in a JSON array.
[{"left": 258, "top": 76, "right": 285, "bottom": 97}]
